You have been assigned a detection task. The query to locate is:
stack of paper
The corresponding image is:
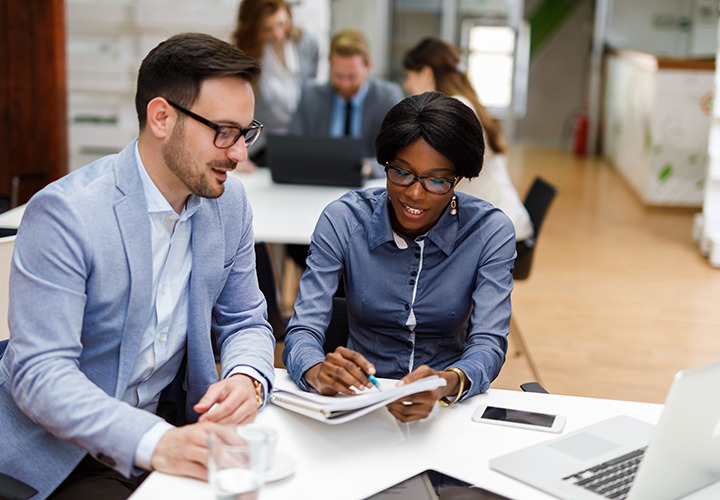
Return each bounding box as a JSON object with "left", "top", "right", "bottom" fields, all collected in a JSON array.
[{"left": 270, "top": 376, "right": 447, "bottom": 425}]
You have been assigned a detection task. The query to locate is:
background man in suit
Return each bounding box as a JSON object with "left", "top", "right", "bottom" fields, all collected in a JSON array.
[
  {"left": 289, "top": 28, "right": 404, "bottom": 175},
  {"left": 0, "top": 33, "right": 275, "bottom": 499}
]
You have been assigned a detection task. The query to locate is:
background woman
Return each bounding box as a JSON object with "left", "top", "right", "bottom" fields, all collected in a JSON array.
[
  {"left": 283, "top": 92, "right": 515, "bottom": 423},
  {"left": 403, "top": 37, "right": 533, "bottom": 243},
  {"left": 232, "top": 0, "right": 318, "bottom": 165}
]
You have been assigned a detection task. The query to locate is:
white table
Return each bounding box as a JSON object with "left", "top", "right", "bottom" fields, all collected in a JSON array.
[
  {"left": 230, "top": 168, "right": 384, "bottom": 245},
  {"left": 130, "top": 370, "right": 720, "bottom": 500},
  {"left": 0, "top": 204, "right": 25, "bottom": 232}
]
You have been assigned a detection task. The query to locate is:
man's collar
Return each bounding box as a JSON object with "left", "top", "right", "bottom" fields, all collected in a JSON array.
[{"left": 333, "top": 78, "right": 370, "bottom": 105}]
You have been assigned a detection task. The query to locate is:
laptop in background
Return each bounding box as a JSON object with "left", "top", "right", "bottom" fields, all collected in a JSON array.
[
  {"left": 490, "top": 360, "right": 720, "bottom": 500},
  {"left": 266, "top": 133, "right": 365, "bottom": 188}
]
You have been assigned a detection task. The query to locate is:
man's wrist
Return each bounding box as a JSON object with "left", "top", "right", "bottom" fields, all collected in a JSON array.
[
  {"left": 135, "top": 421, "right": 174, "bottom": 471},
  {"left": 226, "top": 366, "right": 268, "bottom": 406},
  {"left": 250, "top": 376, "right": 263, "bottom": 408},
  {"left": 230, "top": 373, "right": 264, "bottom": 407}
]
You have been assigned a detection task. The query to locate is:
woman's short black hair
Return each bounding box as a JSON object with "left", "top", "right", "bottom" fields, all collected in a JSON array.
[{"left": 375, "top": 92, "right": 485, "bottom": 179}]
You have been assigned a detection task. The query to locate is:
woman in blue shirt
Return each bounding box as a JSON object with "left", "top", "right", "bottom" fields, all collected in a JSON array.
[{"left": 283, "top": 92, "right": 515, "bottom": 422}]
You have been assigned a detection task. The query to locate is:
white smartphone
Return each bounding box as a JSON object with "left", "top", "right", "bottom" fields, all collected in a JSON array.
[{"left": 471, "top": 404, "right": 566, "bottom": 433}]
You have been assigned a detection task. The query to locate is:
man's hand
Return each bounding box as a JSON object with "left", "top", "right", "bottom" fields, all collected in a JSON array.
[
  {"left": 194, "top": 374, "right": 260, "bottom": 425},
  {"left": 386, "top": 365, "right": 461, "bottom": 423},
  {"left": 304, "top": 346, "right": 377, "bottom": 395},
  {"left": 150, "top": 421, "right": 222, "bottom": 480}
]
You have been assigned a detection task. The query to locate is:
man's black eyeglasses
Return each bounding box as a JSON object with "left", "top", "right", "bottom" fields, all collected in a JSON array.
[
  {"left": 166, "top": 100, "right": 263, "bottom": 149},
  {"left": 384, "top": 163, "right": 458, "bottom": 195}
]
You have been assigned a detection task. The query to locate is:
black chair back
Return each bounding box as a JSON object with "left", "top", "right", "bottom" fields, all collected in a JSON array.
[
  {"left": 0, "top": 471, "right": 38, "bottom": 500},
  {"left": 514, "top": 177, "right": 558, "bottom": 280}
]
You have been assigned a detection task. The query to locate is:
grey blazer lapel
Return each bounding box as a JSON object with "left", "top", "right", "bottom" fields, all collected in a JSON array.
[{"left": 112, "top": 144, "right": 153, "bottom": 397}]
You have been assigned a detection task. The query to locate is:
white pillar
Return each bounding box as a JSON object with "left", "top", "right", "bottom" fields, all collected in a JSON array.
[{"left": 694, "top": 21, "right": 720, "bottom": 267}]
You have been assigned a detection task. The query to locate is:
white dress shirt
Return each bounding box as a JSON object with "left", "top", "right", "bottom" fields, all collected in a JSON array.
[{"left": 127, "top": 145, "right": 200, "bottom": 469}]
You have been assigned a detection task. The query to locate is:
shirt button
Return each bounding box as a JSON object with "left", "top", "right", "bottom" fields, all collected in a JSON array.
[
  {"left": 409, "top": 279, "right": 415, "bottom": 285},
  {"left": 161, "top": 285, "right": 167, "bottom": 294},
  {"left": 414, "top": 252, "right": 420, "bottom": 258},
  {"left": 411, "top": 271, "right": 417, "bottom": 276},
  {"left": 404, "top": 304, "right": 410, "bottom": 311}
]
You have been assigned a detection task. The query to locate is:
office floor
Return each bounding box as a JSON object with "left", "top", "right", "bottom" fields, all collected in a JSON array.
[
  {"left": 494, "top": 144, "right": 720, "bottom": 403},
  {"left": 275, "top": 144, "right": 720, "bottom": 404}
]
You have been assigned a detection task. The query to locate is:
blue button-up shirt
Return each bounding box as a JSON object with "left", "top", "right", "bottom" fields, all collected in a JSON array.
[
  {"left": 283, "top": 187, "right": 515, "bottom": 399},
  {"left": 328, "top": 80, "right": 370, "bottom": 138}
]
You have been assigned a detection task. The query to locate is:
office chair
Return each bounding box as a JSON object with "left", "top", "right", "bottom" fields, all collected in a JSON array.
[
  {"left": 511, "top": 177, "right": 559, "bottom": 387},
  {"left": 513, "top": 177, "right": 559, "bottom": 280},
  {"left": 0, "top": 472, "right": 37, "bottom": 500}
]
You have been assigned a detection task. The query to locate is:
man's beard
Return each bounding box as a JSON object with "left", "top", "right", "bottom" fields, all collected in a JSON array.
[{"left": 162, "top": 119, "right": 235, "bottom": 200}]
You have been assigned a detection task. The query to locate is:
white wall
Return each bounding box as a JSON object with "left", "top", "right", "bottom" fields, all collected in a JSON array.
[
  {"left": 607, "top": 0, "right": 718, "bottom": 58},
  {"left": 65, "top": 0, "right": 332, "bottom": 172}
]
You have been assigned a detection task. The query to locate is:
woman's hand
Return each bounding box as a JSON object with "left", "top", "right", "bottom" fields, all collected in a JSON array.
[
  {"left": 386, "top": 365, "right": 462, "bottom": 423},
  {"left": 303, "top": 346, "right": 378, "bottom": 395}
]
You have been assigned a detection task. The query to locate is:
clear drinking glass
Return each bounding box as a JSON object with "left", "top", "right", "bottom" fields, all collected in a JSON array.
[
  {"left": 233, "top": 424, "right": 278, "bottom": 474},
  {"left": 208, "top": 427, "right": 265, "bottom": 500}
]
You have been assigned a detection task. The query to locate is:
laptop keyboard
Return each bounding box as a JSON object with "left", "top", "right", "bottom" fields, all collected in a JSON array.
[{"left": 562, "top": 447, "right": 646, "bottom": 499}]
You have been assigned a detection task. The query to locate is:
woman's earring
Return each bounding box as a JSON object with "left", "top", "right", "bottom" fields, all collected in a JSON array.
[{"left": 450, "top": 194, "right": 457, "bottom": 215}]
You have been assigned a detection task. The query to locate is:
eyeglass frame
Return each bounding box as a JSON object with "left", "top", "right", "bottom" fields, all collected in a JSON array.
[
  {"left": 165, "top": 99, "right": 263, "bottom": 149},
  {"left": 384, "top": 163, "right": 459, "bottom": 195}
]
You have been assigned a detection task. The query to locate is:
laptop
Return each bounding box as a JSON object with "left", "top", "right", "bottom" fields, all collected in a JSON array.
[
  {"left": 490, "top": 361, "right": 720, "bottom": 500},
  {"left": 265, "top": 133, "right": 366, "bottom": 187}
]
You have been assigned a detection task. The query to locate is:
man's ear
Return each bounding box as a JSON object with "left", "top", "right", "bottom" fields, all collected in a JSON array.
[{"left": 145, "top": 97, "right": 174, "bottom": 140}]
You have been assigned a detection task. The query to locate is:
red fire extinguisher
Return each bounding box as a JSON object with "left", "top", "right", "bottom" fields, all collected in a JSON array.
[{"left": 572, "top": 111, "right": 588, "bottom": 157}]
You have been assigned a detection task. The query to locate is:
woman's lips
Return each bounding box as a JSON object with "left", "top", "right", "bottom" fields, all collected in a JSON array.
[{"left": 402, "top": 203, "right": 426, "bottom": 218}]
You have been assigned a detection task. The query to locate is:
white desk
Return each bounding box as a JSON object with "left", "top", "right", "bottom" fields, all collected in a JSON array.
[
  {"left": 230, "top": 168, "right": 384, "bottom": 245},
  {"left": 0, "top": 205, "right": 25, "bottom": 232},
  {"left": 130, "top": 370, "right": 720, "bottom": 500}
]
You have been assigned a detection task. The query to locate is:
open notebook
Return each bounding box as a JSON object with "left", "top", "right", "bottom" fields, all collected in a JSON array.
[{"left": 271, "top": 376, "right": 446, "bottom": 425}]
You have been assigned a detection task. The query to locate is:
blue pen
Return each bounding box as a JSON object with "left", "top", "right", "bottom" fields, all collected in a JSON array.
[{"left": 362, "top": 369, "right": 383, "bottom": 391}]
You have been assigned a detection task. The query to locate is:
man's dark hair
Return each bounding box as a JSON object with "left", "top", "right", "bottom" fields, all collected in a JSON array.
[
  {"left": 135, "top": 32, "right": 261, "bottom": 129},
  {"left": 375, "top": 91, "right": 485, "bottom": 179}
]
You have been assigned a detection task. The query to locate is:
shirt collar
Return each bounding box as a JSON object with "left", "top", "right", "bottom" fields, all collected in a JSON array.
[
  {"left": 134, "top": 142, "right": 202, "bottom": 220},
  {"left": 367, "top": 189, "right": 458, "bottom": 256}
]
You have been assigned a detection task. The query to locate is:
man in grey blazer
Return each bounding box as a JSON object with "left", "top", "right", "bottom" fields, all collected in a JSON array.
[
  {"left": 288, "top": 28, "right": 404, "bottom": 167},
  {"left": 0, "top": 33, "right": 275, "bottom": 499}
]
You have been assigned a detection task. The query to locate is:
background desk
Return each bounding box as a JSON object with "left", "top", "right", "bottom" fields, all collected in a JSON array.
[
  {"left": 130, "top": 370, "right": 720, "bottom": 500},
  {"left": 230, "top": 168, "right": 383, "bottom": 245},
  {"left": 0, "top": 205, "right": 25, "bottom": 235}
]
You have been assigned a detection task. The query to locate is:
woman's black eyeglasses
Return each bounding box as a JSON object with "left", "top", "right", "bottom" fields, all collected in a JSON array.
[
  {"left": 384, "top": 163, "right": 458, "bottom": 195},
  {"left": 166, "top": 100, "right": 263, "bottom": 149}
]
